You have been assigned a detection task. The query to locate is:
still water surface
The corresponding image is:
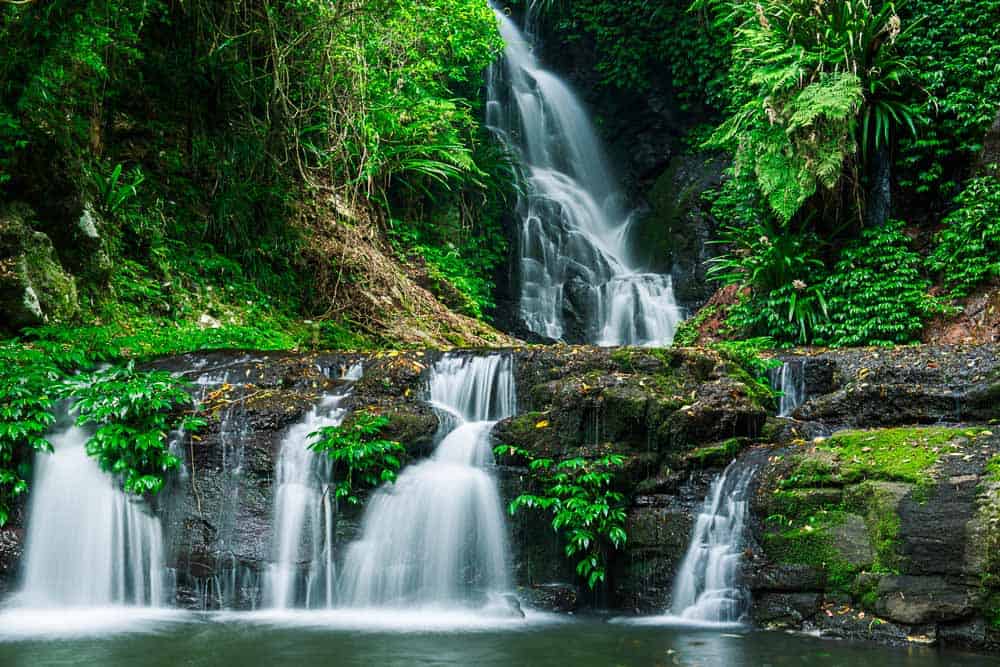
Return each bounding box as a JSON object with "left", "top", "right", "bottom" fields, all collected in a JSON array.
[{"left": 0, "top": 609, "right": 993, "bottom": 667}]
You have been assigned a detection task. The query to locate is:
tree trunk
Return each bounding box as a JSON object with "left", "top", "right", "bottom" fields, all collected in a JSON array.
[{"left": 866, "top": 145, "right": 891, "bottom": 227}]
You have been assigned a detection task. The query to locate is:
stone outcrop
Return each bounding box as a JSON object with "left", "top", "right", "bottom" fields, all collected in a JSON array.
[
  {"left": 0, "top": 203, "right": 80, "bottom": 329},
  {"left": 748, "top": 344, "right": 1000, "bottom": 653}
]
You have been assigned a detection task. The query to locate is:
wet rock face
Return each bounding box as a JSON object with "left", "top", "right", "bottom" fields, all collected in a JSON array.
[
  {"left": 786, "top": 345, "right": 1000, "bottom": 427},
  {"left": 631, "top": 153, "right": 727, "bottom": 314},
  {"left": 496, "top": 346, "right": 769, "bottom": 610},
  {"left": 155, "top": 350, "right": 439, "bottom": 609},
  {"left": 0, "top": 527, "right": 23, "bottom": 597},
  {"left": 977, "top": 110, "right": 1000, "bottom": 177}
]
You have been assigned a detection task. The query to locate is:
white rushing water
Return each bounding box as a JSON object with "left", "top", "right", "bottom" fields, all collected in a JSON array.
[
  {"left": 669, "top": 462, "right": 755, "bottom": 624},
  {"left": 17, "top": 411, "right": 165, "bottom": 608},
  {"left": 486, "top": 4, "right": 681, "bottom": 346},
  {"left": 772, "top": 360, "right": 807, "bottom": 417},
  {"left": 339, "top": 354, "right": 514, "bottom": 608},
  {"left": 264, "top": 363, "right": 363, "bottom": 609}
]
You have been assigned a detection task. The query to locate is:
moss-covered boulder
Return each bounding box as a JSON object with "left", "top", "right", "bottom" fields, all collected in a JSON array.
[
  {"left": 0, "top": 203, "right": 79, "bottom": 328},
  {"left": 503, "top": 346, "right": 767, "bottom": 463},
  {"left": 750, "top": 425, "right": 1000, "bottom": 650}
]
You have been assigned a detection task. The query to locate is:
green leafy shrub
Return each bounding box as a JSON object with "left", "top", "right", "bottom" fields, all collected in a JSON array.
[
  {"left": 897, "top": 0, "right": 1000, "bottom": 199},
  {"left": 497, "top": 446, "right": 627, "bottom": 589},
  {"left": 92, "top": 162, "right": 145, "bottom": 217},
  {"left": 711, "top": 337, "right": 781, "bottom": 407},
  {"left": 309, "top": 412, "right": 405, "bottom": 506},
  {"left": 927, "top": 177, "right": 1000, "bottom": 298},
  {"left": 709, "top": 216, "right": 830, "bottom": 344},
  {"left": 535, "top": 0, "right": 730, "bottom": 111},
  {"left": 818, "top": 221, "right": 940, "bottom": 346},
  {"left": 671, "top": 304, "right": 718, "bottom": 346},
  {"left": 64, "top": 363, "right": 204, "bottom": 494}
]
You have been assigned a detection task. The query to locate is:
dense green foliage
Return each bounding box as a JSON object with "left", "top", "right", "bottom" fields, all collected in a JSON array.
[
  {"left": 0, "top": 336, "right": 203, "bottom": 524},
  {"left": 0, "top": 0, "right": 507, "bottom": 346},
  {"left": 819, "top": 221, "right": 939, "bottom": 346},
  {"left": 698, "top": 0, "right": 918, "bottom": 223},
  {"left": 2, "top": 0, "right": 998, "bottom": 353},
  {"left": 673, "top": 0, "right": 1000, "bottom": 346},
  {"left": 309, "top": 412, "right": 405, "bottom": 506},
  {"left": 928, "top": 177, "right": 1000, "bottom": 298},
  {"left": 498, "top": 445, "right": 627, "bottom": 589},
  {"left": 534, "top": 0, "right": 729, "bottom": 111},
  {"left": 897, "top": 0, "right": 1000, "bottom": 200},
  {"left": 63, "top": 364, "right": 203, "bottom": 494}
]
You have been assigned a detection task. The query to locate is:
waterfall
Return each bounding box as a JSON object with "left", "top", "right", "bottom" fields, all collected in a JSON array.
[
  {"left": 669, "top": 462, "right": 755, "bottom": 624},
  {"left": 339, "top": 354, "right": 514, "bottom": 607},
  {"left": 264, "top": 363, "right": 363, "bottom": 609},
  {"left": 17, "top": 410, "right": 165, "bottom": 608},
  {"left": 771, "top": 360, "right": 807, "bottom": 417},
  {"left": 183, "top": 362, "right": 258, "bottom": 610},
  {"left": 486, "top": 4, "right": 681, "bottom": 346}
]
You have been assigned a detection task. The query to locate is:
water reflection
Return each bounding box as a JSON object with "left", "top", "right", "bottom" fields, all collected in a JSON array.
[{"left": 0, "top": 616, "right": 993, "bottom": 667}]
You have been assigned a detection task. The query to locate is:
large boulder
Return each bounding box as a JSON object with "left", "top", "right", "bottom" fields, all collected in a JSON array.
[
  {"left": 750, "top": 418, "right": 1000, "bottom": 652},
  {"left": 785, "top": 345, "right": 1000, "bottom": 426}
]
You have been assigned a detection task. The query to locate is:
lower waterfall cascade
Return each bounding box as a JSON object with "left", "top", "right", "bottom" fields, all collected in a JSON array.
[
  {"left": 16, "top": 409, "right": 166, "bottom": 609},
  {"left": 668, "top": 461, "right": 756, "bottom": 624},
  {"left": 264, "top": 363, "right": 363, "bottom": 609},
  {"left": 338, "top": 354, "right": 514, "bottom": 608}
]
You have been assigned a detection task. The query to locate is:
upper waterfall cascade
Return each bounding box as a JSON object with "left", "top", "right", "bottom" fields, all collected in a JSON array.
[
  {"left": 486, "top": 4, "right": 681, "bottom": 346},
  {"left": 339, "top": 354, "right": 514, "bottom": 607}
]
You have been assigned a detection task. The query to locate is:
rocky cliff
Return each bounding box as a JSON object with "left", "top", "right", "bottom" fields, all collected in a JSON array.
[{"left": 0, "top": 344, "right": 997, "bottom": 653}]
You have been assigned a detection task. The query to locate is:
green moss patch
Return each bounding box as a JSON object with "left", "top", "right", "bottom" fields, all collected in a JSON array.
[
  {"left": 987, "top": 455, "right": 1000, "bottom": 483},
  {"left": 763, "top": 510, "right": 858, "bottom": 591},
  {"left": 684, "top": 438, "right": 749, "bottom": 468},
  {"left": 785, "top": 427, "right": 965, "bottom": 489}
]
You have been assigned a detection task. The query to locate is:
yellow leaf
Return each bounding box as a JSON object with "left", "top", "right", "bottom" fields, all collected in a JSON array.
[{"left": 535, "top": 420, "right": 550, "bottom": 429}]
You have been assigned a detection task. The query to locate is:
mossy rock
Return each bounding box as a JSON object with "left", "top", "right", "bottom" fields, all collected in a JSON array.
[
  {"left": 767, "top": 488, "right": 845, "bottom": 519},
  {"left": 762, "top": 511, "right": 861, "bottom": 593},
  {"left": 782, "top": 427, "right": 964, "bottom": 490},
  {"left": 0, "top": 203, "right": 79, "bottom": 328},
  {"left": 684, "top": 438, "right": 749, "bottom": 468},
  {"left": 362, "top": 404, "right": 439, "bottom": 459}
]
